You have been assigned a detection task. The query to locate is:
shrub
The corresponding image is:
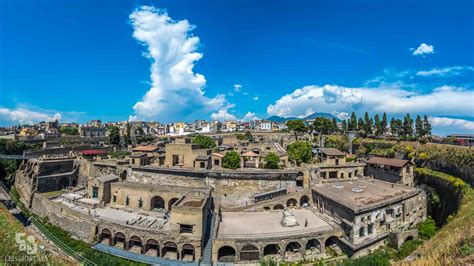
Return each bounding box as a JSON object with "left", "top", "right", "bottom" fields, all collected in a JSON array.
[
  {"left": 222, "top": 150, "right": 240, "bottom": 169},
  {"left": 287, "top": 141, "right": 312, "bottom": 166},
  {"left": 264, "top": 152, "right": 280, "bottom": 169},
  {"left": 418, "top": 216, "right": 437, "bottom": 239}
]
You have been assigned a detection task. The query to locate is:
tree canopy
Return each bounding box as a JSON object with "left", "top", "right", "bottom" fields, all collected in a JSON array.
[
  {"left": 264, "top": 152, "right": 280, "bottom": 169},
  {"left": 107, "top": 126, "right": 120, "bottom": 145},
  {"left": 287, "top": 141, "right": 312, "bottom": 166},
  {"left": 312, "top": 117, "right": 333, "bottom": 135},
  {"left": 286, "top": 120, "right": 307, "bottom": 140},
  {"left": 192, "top": 135, "right": 216, "bottom": 149},
  {"left": 222, "top": 150, "right": 241, "bottom": 169}
]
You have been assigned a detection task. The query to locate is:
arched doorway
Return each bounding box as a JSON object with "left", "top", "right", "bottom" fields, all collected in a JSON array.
[
  {"left": 181, "top": 244, "right": 195, "bottom": 261},
  {"left": 325, "top": 236, "right": 341, "bottom": 255},
  {"left": 300, "top": 195, "right": 310, "bottom": 207},
  {"left": 114, "top": 232, "right": 126, "bottom": 249},
  {"left": 218, "top": 246, "right": 236, "bottom": 262},
  {"left": 144, "top": 239, "right": 159, "bottom": 256},
  {"left": 150, "top": 196, "right": 165, "bottom": 211},
  {"left": 285, "top": 242, "right": 302, "bottom": 260},
  {"left": 129, "top": 236, "right": 143, "bottom": 253},
  {"left": 162, "top": 241, "right": 178, "bottom": 260},
  {"left": 58, "top": 176, "right": 69, "bottom": 190},
  {"left": 405, "top": 236, "right": 414, "bottom": 242},
  {"left": 273, "top": 204, "right": 284, "bottom": 210},
  {"left": 263, "top": 206, "right": 271, "bottom": 210},
  {"left": 305, "top": 239, "right": 321, "bottom": 256},
  {"left": 99, "top": 228, "right": 112, "bottom": 245},
  {"left": 240, "top": 244, "right": 259, "bottom": 261},
  {"left": 263, "top": 244, "right": 280, "bottom": 259},
  {"left": 168, "top": 198, "right": 179, "bottom": 211},
  {"left": 286, "top": 198, "right": 297, "bottom": 208}
]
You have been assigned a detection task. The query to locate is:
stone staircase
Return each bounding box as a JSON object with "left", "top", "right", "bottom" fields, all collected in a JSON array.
[{"left": 201, "top": 214, "right": 216, "bottom": 265}]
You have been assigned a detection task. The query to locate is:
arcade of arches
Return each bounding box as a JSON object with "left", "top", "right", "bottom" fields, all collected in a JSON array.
[
  {"left": 215, "top": 236, "right": 343, "bottom": 262},
  {"left": 98, "top": 228, "right": 198, "bottom": 262}
]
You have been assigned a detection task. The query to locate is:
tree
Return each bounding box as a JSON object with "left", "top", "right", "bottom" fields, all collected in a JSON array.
[
  {"left": 244, "top": 131, "right": 254, "bottom": 142},
  {"left": 402, "top": 114, "right": 414, "bottom": 137},
  {"left": 331, "top": 118, "right": 338, "bottom": 133},
  {"left": 59, "top": 126, "right": 79, "bottom": 135},
  {"left": 312, "top": 117, "right": 333, "bottom": 135},
  {"left": 287, "top": 141, "right": 312, "bottom": 166},
  {"left": 390, "top": 118, "right": 402, "bottom": 136},
  {"left": 364, "top": 112, "right": 372, "bottom": 135},
  {"left": 358, "top": 118, "right": 365, "bottom": 136},
  {"left": 222, "top": 150, "right": 241, "bottom": 169},
  {"left": 286, "top": 120, "right": 307, "bottom": 140},
  {"left": 423, "top": 115, "right": 432, "bottom": 137},
  {"left": 264, "top": 152, "right": 280, "bottom": 169},
  {"left": 349, "top": 112, "right": 358, "bottom": 131},
  {"left": 108, "top": 126, "right": 120, "bottom": 145},
  {"left": 381, "top": 112, "right": 388, "bottom": 135},
  {"left": 341, "top": 120, "right": 348, "bottom": 133},
  {"left": 374, "top": 114, "right": 382, "bottom": 136},
  {"left": 192, "top": 135, "right": 216, "bottom": 149},
  {"left": 415, "top": 115, "right": 423, "bottom": 139}
]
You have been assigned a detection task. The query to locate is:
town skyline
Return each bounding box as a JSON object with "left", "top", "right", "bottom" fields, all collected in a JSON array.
[{"left": 1, "top": 1, "right": 473, "bottom": 136}]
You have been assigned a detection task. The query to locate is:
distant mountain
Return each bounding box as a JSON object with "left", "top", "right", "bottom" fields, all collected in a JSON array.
[{"left": 266, "top": 112, "right": 340, "bottom": 123}]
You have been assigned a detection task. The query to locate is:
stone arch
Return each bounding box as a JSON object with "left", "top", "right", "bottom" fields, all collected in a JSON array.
[
  {"left": 285, "top": 241, "right": 302, "bottom": 260},
  {"left": 286, "top": 198, "right": 298, "bottom": 208},
  {"left": 325, "top": 236, "right": 342, "bottom": 255},
  {"left": 128, "top": 235, "right": 143, "bottom": 253},
  {"left": 240, "top": 244, "right": 259, "bottom": 261},
  {"left": 218, "top": 245, "right": 236, "bottom": 262},
  {"left": 263, "top": 206, "right": 271, "bottom": 210},
  {"left": 99, "top": 228, "right": 112, "bottom": 245},
  {"left": 144, "top": 239, "right": 160, "bottom": 256},
  {"left": 168, "top": 198, "right": 179, "bottom": 211},
  {"left": 263, "top": 244, "right": 280, "bottom": 258},
  {"left": 305, "top": 239, "right": 321, "bottom": 255},
  {"left": 300, "top": 195, "right": 310, "bottom": 207},
  {"left": 162, "top": 241, "right": 178, "bottom": 260},
  {"left": 181, "top": 244, "right": 195, "bottom": 261},
  {"left": 405, "top": 236, "right": 414, "bottom": 242},
  {"left": 58, "top": 176, "right": 70, "bottom": 190},
  {"left": 273, "top": 204, "right": 284, "bottom": 210},
  {"left": 113, "top": 232, "right": 126, "bottom": 249},
  {"left": 150, "top": 196, "right": 165, "bottom": 211}
]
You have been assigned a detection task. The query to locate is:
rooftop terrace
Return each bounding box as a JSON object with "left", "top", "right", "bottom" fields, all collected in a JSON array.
[
  {"left": 312, "top": 178, "right": 420, "bottom": 213},
  {"left": 217, "top": 209, "right": 333, "bottom": 239}
]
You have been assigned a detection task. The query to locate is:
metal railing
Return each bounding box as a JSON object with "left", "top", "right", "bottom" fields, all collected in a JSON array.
[
  {"left": 217, "top": 225, "right": 334, "bottom": 239},
  {"left": 29, "top": 216, "right": 97, "bottom": 266}
]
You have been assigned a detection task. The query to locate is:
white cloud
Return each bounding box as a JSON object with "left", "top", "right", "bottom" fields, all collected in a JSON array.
[
  {"left": 0, "top": 107, "right": 61, "bottom": 125},
  {"left": 233, "top": 84, "right": 242, "bottom": 92},
  {"left": 416, "top": 66, "right": 474, "bottom": 77},
  {"left": 412, "top": 43, "right": 434, "bottom": 56},
  {"left": 128, "top": 6, "right": 231, "bottom": 122},
  {"left": 242, "top": 92, "right": 248, "bottom": 95},
  {"left": 267, "top": 84, "right": 474, "bottom": 118},
  {"left": 429, "top": 117, "right": 474, "bottom": 131},
  {"left": 253, "top": 96, "right": 259, "bottom": 101},
  {"left": 210, "top": 108, "right": 236, "bottom": 121},
  {"left": 241, "top": 112, "right": 259, "bottom": 122},
  {"left": 331, "top": 111, "right": 350, "bottom": 121}
]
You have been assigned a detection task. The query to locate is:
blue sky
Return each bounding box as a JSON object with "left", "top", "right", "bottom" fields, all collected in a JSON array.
[{"left": 0, "top": 0, "right": 473, "bottom": 135}]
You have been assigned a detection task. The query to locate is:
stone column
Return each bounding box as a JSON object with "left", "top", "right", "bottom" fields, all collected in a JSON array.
[{"left": 319, "top": 239, "right": 325, "bottom": 254}]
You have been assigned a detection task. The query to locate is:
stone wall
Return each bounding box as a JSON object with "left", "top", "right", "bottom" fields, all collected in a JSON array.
[{"left": 30, "top": 193, "right": 97, "bottom": 242}]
